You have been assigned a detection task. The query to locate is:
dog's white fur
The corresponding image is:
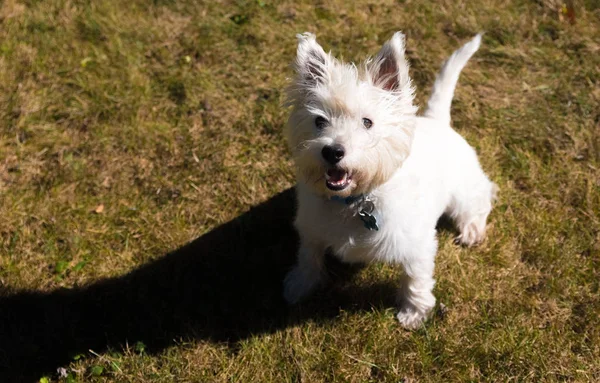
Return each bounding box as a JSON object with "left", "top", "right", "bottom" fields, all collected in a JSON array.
[{"left": 283, "top": 32, "right": 496, "bottom": 329}]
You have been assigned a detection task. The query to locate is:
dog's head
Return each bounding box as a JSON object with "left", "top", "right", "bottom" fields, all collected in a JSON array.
[{"left": 285, "top": 32, "right": 417, "bottom": 198}]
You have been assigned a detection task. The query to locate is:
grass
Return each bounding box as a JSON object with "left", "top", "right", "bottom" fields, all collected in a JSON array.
[{"left": 0, "top": 0, "right": 599, "bottom": 381}]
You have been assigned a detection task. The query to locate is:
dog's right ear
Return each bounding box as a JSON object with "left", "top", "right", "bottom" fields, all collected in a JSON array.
[{"left": 294, "top": 33, "right": 331, "bottom": 87}]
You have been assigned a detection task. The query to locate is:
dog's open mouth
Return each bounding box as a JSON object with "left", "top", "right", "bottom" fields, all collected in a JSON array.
[{"left": 325, "top": 168, "right": 351, "bottom": 191}]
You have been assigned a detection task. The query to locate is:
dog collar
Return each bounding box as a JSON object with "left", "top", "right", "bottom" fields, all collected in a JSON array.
[
  {"left": 330, "top": 194, "right": 364, "bottom": 205},
  {"left": 329, "top": 194, "right": 379, "bottom": 231}
]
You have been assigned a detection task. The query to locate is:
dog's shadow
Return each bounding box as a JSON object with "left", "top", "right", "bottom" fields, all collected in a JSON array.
[{"left": 0, "top": 187, "right": 399, "bottom": 381}]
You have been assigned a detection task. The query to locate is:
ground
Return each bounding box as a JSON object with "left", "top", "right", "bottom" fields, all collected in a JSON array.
[{"left": 0, "top": 0, "right": 599, "bottom": 382}]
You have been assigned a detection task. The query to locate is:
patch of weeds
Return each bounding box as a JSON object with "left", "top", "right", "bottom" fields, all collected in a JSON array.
[
  {"left": 76, "top": 12, "right": 105, "bottom": 43},
  {"left": 583, "top": 0, "right": 600, "bottom": 11},
  {"left": 167, "top": 80, "right": 187, "bottom": 105},
  {"left": 53, "top": 257, "right": 90, "bottom": 281},
  {"left": 314, "top": 6, "right": 335, "bottom": 21},
  {"left": 485, "top": 25, "right": 517, "bottom": 47},
  {"left": 21, "top": 0, "right": 46, "bottom": 6},
  {"left": 252, "top": 88, "right": 284, "bottom": 136},
  {"left": 89, "top": 364, "right": 105, "bottom": 377},
  {"left": 230, "top": 14, "right": 250, "bottom": 26},
  {"left": 0, "top": 42, "right": 14, "bottom": 56},
  {"left": 538, "top": 21, "right": 561, "bottom": 41},
  {"left": 134, "top": 341, "right": 146, "bottom": 354},
  {"left": 26, "top": 20, "right": 56, "bottom": 34},
  {"left": 447, "top": 22, "right": 481, "bottom": 40}
]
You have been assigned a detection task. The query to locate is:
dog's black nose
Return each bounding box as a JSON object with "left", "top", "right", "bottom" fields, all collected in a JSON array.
[{"left": 322, "top": 144, "right": 345, "bottom": 164}]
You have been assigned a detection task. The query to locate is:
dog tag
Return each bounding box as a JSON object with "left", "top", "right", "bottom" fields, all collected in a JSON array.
[
  {"left": 358, "top": 209, "right": 379, "bottom": 231},
  {"left": 361, "top": 200, "right": 375, "bottom": 214}
]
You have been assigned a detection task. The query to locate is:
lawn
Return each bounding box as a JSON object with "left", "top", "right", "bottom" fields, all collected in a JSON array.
[{"left": 0, "top": 0, "right": 599, "bottom": 381}]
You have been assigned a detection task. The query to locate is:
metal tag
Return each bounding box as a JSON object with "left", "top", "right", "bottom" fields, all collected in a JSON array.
[
  {"left": 358, "top": 209, "right": 379, "bottom": 231},
  {"left": 361, "top": 200, "right": 374, "bottom": 214}
]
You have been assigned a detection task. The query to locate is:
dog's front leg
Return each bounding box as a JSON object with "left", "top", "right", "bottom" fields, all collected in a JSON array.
[
  {"left": 396, "top": 236, "right": 438, "bottom": 329},
  {"left": 283, "top": 238, "right": 325, "bottom": 304}
]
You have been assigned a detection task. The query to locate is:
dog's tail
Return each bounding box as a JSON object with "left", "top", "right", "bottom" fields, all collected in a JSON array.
[{"left": 423, "top": 33, "right": 482, "bottom": 125}]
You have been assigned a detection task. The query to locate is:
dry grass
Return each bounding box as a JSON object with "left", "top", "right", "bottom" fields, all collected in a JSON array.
[{"left": 0, "top": 0, "right": 599, "bottom": 381}]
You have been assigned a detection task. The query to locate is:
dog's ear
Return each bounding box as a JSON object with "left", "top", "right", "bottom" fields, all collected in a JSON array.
[
  {"left": 294, "top": 32, "right": 331, "bottom": 87},
  {"left": 369, "top": 32, "right": 411, "bottom": 91}
]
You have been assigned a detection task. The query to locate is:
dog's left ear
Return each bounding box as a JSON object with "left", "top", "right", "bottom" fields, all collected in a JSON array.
[{"left": 369, "top": 32, "right": 411, "bottom": 92}]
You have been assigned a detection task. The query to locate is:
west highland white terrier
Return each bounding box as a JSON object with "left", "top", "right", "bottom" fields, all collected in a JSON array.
[{"left": 283, "top": 32, "right": 496, "bottom": 329}]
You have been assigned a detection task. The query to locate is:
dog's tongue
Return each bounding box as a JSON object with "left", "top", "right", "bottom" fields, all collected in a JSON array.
[{"left": 327, "top": 168, "right": 346, "bottom": 182}]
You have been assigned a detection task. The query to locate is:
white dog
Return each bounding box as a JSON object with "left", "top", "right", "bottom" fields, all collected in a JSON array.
[{"left": 283, "top": 32, "right": 496, "bottom": 329}]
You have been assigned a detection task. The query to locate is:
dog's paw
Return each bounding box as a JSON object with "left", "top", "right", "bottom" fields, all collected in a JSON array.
[
  {"left": 396, "top": 306, "right": 429, "bottom": 330},
  {"left": 396, "top": 298, "right": 434, "bottom": 330},
  {"left": 457, "top": 221, "right": 486, "bottom": 247},
  {"left": 283, "top": 266, "right": 321, "bottom": 304}
]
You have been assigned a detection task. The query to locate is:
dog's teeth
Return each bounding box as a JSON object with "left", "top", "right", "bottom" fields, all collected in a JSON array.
[{"left": 325, "top": 168, "right": 351, "bottom": 190}]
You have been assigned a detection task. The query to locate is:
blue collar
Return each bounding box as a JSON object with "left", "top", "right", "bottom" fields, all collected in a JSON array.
[{"left": 329, "top": 194, "right": 364, "bottom": 205}]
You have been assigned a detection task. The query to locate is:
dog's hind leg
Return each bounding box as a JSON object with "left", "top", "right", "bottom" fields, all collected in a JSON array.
[{"left": 451, "top": 178, "right": 497, "bottom": 247}]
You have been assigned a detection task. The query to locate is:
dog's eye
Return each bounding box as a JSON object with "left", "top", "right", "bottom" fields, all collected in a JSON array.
[
  {"left": 315, "top": 116, "right": 328, "bottom": 130},
  {"left": 362, "top": 118, "right": 373, "bottom": 129}
]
